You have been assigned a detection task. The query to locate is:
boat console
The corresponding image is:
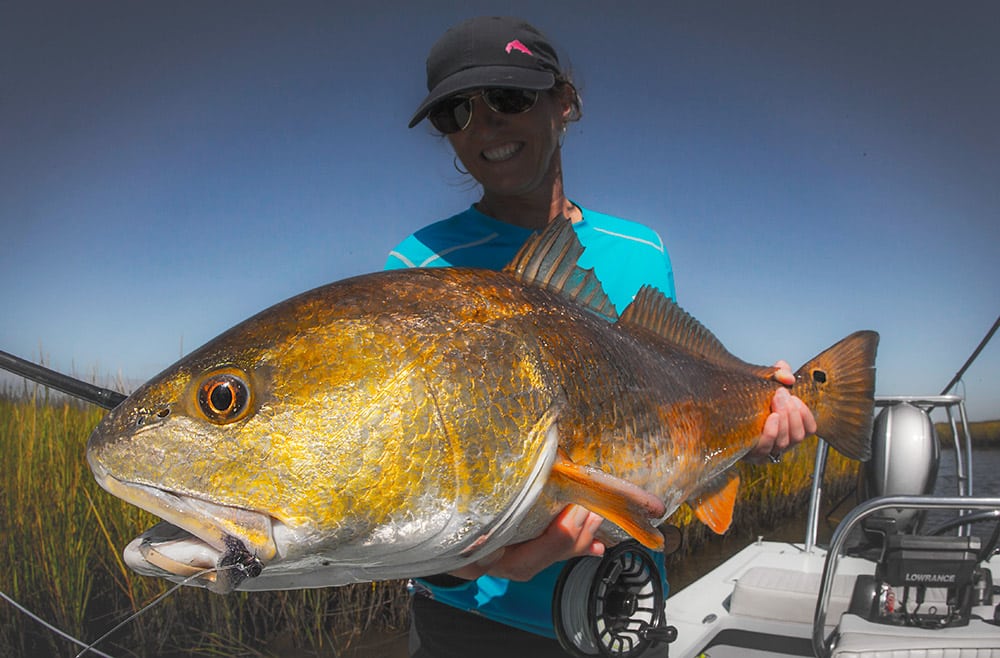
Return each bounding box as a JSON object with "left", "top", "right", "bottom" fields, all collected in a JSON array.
[
  {"left": 814, "top": 396, "right": 1000, "bottom": 656},
  {"left": 849, "top": 533, "right": 987, "bottom": 629}
]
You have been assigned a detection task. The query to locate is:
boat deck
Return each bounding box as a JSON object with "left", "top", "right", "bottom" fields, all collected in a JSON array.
[{"left": 664, "top": 538, "right": 999, "bottom": 657}]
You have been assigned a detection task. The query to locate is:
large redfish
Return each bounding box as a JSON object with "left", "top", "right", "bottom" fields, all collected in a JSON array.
[{"left": 86, "top": 218, "right": 878, "bottom": 593}]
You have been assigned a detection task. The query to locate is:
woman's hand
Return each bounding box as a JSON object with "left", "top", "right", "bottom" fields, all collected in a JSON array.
[
  {"left": 448, "top": 504, "right": 605, "bottom": 582},
  {"left": 747, "top": 360, "right": 817, "bottom": 462}
]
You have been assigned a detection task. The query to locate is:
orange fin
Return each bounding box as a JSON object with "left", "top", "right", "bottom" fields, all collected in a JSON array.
[
  {"left": 688, "top": 473, "right": 740, "bottom": 535},
  {"left": 791, "top": 330, "right": 879, "bottom": 462},
  {"left": 550, "top": 451, "right": 666, "bottom": 550}
]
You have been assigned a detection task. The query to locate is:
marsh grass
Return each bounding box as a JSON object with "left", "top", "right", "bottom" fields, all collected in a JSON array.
[
  {"left": 935, "top": 419, "right": 1000, "bottom": 448},
  {"left": 0, "top": 389, "right": 407, "bottom": 657},
  {"left": 1, "top": 387, "right": 856, "bottom": 656}
]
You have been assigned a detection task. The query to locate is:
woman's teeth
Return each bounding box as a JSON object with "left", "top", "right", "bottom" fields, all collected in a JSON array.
[{"left": 482, "top": 143, "right": 522, "bottom": 162}]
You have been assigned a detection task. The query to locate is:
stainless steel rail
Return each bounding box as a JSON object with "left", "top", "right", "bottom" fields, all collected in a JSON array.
[{"left": 811, "top": 494, "right": 1000, "bottom": 658}]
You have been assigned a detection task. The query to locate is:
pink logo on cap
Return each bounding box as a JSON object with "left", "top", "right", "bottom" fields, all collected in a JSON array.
[{"left": 505, "top": 39, "right": 533, "bottom": 55}]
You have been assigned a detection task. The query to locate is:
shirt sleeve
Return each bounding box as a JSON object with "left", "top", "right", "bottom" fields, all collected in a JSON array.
[
  {"left": 644, "top": 235, "right": 676, "bottom": 302},
  {"left": 577, "top": 222, "right": 677, "bottom": 311},
  {"left": 384, "top": 234, "right": 434, "bottom": 270}
]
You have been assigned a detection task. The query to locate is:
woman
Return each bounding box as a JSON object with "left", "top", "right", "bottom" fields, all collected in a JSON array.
[{"left": 386, "top": 16, "right": 815, "bottom": 658}]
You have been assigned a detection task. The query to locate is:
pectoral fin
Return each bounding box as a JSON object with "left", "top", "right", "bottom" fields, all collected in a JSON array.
[
  {"left": 687, "top": 472, "right": 740, "bottom": 535},
  {"left": 549, "top": 451, "right": 666, "bottom": 550}
]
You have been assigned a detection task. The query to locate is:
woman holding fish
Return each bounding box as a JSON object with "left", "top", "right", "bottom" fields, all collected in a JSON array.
[{"left": 387, "top": 15, "right": 817, "bottom": 658}]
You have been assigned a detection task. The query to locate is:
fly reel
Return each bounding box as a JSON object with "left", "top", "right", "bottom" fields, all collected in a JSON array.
[{"left": 553, "top": 540, "right": 677, "bottom": 657}]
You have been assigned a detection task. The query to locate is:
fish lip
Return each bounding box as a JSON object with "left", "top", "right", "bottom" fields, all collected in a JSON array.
[
  {"left": 91, "top": 467, "right": 277, "bottom": 590},
  {"left": 125, "top": 521, "right": 263, "bottom": 594}
]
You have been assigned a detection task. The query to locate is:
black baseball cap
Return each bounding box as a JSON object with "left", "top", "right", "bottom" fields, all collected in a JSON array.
[{"left": 408, "top": 16, "right": 563, "bottom": 128}]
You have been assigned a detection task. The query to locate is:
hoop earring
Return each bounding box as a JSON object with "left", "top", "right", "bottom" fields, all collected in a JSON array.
[{"left": 453, "top": 156, "right": 469, "bottom": 175}]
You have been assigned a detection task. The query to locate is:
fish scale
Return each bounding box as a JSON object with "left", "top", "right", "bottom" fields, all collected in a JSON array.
[{"left": 86, "top": 218, "right": 878, "bottom": 592}]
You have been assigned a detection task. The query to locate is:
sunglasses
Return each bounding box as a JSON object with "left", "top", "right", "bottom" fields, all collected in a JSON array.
[{"left": 428, "top": 88, "right": 539, "bottom": 134}]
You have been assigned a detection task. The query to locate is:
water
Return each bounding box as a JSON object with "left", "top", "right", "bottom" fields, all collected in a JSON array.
[
  {"left": 934, "top": 447, "right": 1000, "bottom": 498},
  {"left": 926, "top": 446, "right": 1000, "bottom": 531}
]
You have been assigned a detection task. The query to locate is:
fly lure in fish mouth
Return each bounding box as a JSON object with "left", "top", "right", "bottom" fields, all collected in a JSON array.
[
  {"left": 133, "top": 524, "right": 266, "bottom": 594},
  {"left": 221, "top": 536, "right": 265, "bottom": 582}
]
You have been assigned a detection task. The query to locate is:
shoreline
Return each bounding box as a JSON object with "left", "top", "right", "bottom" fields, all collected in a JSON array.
[{"left": 935, "top": 419, "right": 1000, "bottom": 449}]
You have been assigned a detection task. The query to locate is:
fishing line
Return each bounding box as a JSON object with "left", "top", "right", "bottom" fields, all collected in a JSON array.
[
  {"left": 556, "top": 556, "right": 602, "bottom": 654},
  {"left": 77, "top": 578, "right": 405, "bottom": 657},
  {"left": 5, "top": 567, "right": 391, "bottom": 656},
  {"left": 73, "top": 565, "right": 236, "bottom": 658},
  {"left": 0, "top": 590, "right": 116, "bottom": 658}
]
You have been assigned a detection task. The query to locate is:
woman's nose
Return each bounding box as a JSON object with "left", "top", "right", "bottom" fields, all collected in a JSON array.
[{"left": 467, "top": 96, "right": 506, "bottom": 132}]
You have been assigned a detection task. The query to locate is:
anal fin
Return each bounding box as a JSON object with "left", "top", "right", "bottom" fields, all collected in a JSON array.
[
  {"left": 688, "top": 473, "right": 740, "bottom": 535},
  {"left": 549, "top": 451, "right": 666, "bottom": 550}
]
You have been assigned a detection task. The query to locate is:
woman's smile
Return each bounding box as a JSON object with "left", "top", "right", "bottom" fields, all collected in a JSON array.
[{"left": 482, "top": 142, "right": 524, "bottom": 163}]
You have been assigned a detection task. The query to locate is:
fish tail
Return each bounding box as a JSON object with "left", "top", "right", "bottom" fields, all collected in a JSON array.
[{"left": 791, "top": 330, "right": 879, "bottom": 461}]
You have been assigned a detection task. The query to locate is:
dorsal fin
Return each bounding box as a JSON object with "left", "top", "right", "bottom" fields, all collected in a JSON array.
[
  {"left": 504, "top": 216, "right": 618, "bottom": 320},
  {"left": 619, "top": 286, "right": 775, "bottom": 377}
]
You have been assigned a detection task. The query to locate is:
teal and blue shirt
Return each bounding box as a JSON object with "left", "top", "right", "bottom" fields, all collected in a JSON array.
[
  {"left": 385, "top": 204, "right": 675, "bottom": 308},
  {"left": 384, "top": 203, "right": 675, "bottom": 639}
]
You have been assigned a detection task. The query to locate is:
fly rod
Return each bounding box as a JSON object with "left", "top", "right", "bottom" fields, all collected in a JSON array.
[
  {"left": 0, "top": 350, "right": 126, "bottom": 409},
  {"left": 940, "top": 314, "right": 1000, "bottom": 395}
]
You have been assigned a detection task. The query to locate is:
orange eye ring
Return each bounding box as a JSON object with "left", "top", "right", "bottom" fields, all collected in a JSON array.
[{"left": 197, "top": 371, "right": 251, "bottom": 424}]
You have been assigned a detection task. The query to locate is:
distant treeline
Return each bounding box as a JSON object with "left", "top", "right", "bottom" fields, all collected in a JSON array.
[{"left": 935, "top": 419, "right": 1000, "bottom": 448}]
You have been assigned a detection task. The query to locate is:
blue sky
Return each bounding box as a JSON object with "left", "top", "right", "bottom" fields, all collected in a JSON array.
[{"left": 2, "top": 2, "right": 998, "bottom": 422}]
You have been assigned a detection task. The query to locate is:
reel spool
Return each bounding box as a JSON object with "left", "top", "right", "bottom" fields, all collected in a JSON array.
[{"left": 553, "top": 540, "right": 676, "bottom": 657}]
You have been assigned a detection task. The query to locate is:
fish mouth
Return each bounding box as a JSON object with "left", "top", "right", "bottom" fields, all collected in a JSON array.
[
  {"left": 123, "top": 521, "right": 264, "bottom": 594},
  {"left": 92, "top": 466, "right": 277, "bottom": 594}
]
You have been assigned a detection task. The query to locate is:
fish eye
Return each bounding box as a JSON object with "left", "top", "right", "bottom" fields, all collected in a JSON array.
[{"left": 197, "top": 371, "right": 251, "bottom": 424}]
